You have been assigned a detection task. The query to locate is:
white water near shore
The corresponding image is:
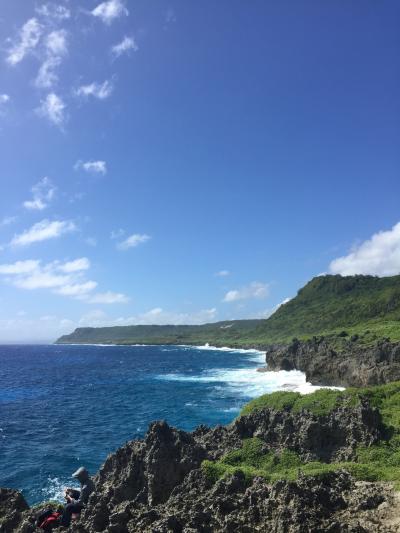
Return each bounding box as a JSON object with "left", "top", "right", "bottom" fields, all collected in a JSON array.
[{"left": 158, "top": 344, "right": 343, "bottom": 397}]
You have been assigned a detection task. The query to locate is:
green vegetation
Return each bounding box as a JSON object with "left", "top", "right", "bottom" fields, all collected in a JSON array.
[
  {"left": 56, "top": 274, "right": 400, "bottom": 347},
  {"left": 202, "top": 382, "right": 400, "bottom": 489}
]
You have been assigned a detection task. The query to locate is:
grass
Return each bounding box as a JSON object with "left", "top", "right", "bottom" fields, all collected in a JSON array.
[{"left": 203, "top": 382, "right": 400, "bottom": 489}]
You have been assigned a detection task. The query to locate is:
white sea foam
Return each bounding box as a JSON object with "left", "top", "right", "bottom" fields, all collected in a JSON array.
[
  {"left": 40, "top": 476, "right": 79, "bottom": 503},
  {"left": 157, "top": 344, "right": 342, "bottom": 398}
]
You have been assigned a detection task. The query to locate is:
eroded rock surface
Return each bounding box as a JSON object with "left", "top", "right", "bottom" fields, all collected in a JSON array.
[
  {"left": 264, "top": 338, "right": 400, "bottom": 387},
  {"left": 2, "top": 400, "right": 398, "bottom": 533}
]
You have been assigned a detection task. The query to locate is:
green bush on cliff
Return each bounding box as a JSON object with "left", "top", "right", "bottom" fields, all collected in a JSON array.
[{"left": 203, "top": 382, "right": 400, "bottom": 488}]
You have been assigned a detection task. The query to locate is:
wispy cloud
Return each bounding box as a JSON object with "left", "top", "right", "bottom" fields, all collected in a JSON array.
[
  {"left": 329, "top": 221, "right": 400, "bottom": 277},
  {"left": 87, "top": 291, "right": 130, "bottom": 304},
  {"left": 223, "top": 281, "right": 269, "bottom": 302},
  {"left": 10, "top": 219, "right": 76, "bottom": 247},
  {"left": 74, "top": 160, "right": 107, "bottom": 175},
  {"left": 215, "top": 270, "right": 230, "bottom": 277},
  {"left": 35, "top": 3, "right": 71, "bottom": 22},
  {"left": 0, "top": 216, "right": 17, "bottom": 227},
  {"left": 23, "top": 177, "right": 56, "bottom": 211},
  {"left": 6, "top": 18, "right": 42, "bottom": 66},
  {"left": 0, "top": 94, "right": 10, "bottom": 105},
  {"left": 75, "top": 80, "right": 114, "bottom": 100},
  {"left": 116, "top": 233, "right": 151, "bottom": 251},
  {"left": 91, "top": 0, "right": 129, "bottom": 24},
  {"left": 111, "top": 36, "right": 138, "bottom": 58},
  {"left": 35, "top": 30, "right": 68, "bottom": 89},
  {"left": 37, "top": 93, "right": 67, "bottom": 127},
  {"left": 79, "top": 306, "right": 217, "bottom": 327},
  {"left": 58, "top": 257, "right": 90, "bottom": 273}
]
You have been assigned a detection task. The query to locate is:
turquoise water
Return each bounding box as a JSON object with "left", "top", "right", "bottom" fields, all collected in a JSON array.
[{"left": 0, "top": 344, "right": 311, "bottom": 504}]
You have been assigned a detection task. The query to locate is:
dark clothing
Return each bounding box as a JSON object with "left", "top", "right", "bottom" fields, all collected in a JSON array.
[
  {"left": 70, "top": 478, "right": 95, "bottom": 506},
  {"left": 61, "top": 471, "right": 95, "bottom": 526},
  {"left": 59, "top": 502, "right": 83, "bottom": 527}
]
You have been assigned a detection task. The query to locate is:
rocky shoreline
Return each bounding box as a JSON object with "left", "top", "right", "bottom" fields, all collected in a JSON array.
[
  {"left": 262, "top": 338, "right": 400, "bottom": 388},
  {"left": 2, "top": 383, "right": 400, "bottom": 532}
]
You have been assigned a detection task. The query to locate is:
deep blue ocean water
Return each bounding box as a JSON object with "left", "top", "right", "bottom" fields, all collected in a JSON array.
[{"left": 0, "top": 344, "right": 311, "bottom": 504}]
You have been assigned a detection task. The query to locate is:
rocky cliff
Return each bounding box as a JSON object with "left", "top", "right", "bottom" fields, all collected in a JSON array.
[
  {"left": 3, "top": 384, "right": 400, "bottom": 532},
  {"left": 263, "top": 338, "right": 400, "bottom": 387}
]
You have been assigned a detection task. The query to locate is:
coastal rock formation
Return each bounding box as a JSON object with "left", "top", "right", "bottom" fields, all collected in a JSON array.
[
  {"left": 264, "top": 338, "right": 400, "bottom": 387},
  {"left": 2, "top": 396, "right": 399, "bottom": 533}
]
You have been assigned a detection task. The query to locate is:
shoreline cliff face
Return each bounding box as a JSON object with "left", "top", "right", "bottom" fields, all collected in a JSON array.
[
  {"left": 263, "top": 338, "right": 400, "bottom": 387},
  {"left": 3, "top": 384, "right": 400, "bottom": 532}
]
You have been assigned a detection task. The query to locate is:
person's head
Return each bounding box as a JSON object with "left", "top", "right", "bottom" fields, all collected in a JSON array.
[{"left": 72, "top": 466, "right": 89, "bottom": 484}]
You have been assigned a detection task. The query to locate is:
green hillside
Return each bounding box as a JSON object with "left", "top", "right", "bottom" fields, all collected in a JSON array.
[
  {"left": 253, "top": 274, "right": 400, "bottom": 344},
  {"left": 56, "top": 274, "right": 400, "bottom": 346}
]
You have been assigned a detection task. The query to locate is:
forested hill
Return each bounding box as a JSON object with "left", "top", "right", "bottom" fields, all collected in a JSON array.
[{"left": 56, "top": 274, "right": 400, "bottom": 346}]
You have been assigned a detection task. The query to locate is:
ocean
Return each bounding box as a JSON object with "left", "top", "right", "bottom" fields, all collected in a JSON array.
[{"left": 0, "top": 344, "right": 317, "bottom": 505}]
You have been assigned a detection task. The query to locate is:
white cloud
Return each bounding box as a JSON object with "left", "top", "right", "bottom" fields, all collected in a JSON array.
[
  {"left": 35, "top": 30, "right": 68, "bottom": 89},
  {"left": 35, "top": 4, "right": 71, "bottom": 21},
  {"left": 10, "top": 219, "right": 76, "bottom": 247},
  {"left": 6, "top": 18, "right": 42, "bottom": 66},
  {"left": 87, "top": 291, "right": 130, "bottom": 304},
  {"left": 46, "top": 29, "right": 68, "bottom": 56},
  {"left": 329, "top": 222, "right": 400, "bottom": 277},
  {"left": 23, "top": 177, "right": 56, "bottom": 211},
  {"left": 0, "top": 257, "right": 127, "bottom": 305},
  {"left": 223, "top": 281, "right": 269, "bottom": 302},
  {"left": 111, "top": 36, "right": 138, "bottom": 57},
  {"left": 55, "top": 280, "right": 97, "bottom": 296},
  {"left": 0, "top": 260, "right": 40, "bottom": 275},
  {"left": 0, "top": 94, "right": 10, "bottom": 105},
  {"left": 117, "top": 233, "right": 151, "bottom": 251},
  {"left": 74, "top": 160, "right": 107, "bottom": 175},
  {"left": 58, "top": 257, "right": 90, "bottom": 273},
  {"left": 215, "top": 270, "right": 230, "bottom": 277},
  {"left": 37, "top": 93, "right": 66, "bottom": 126},
  {"left": 91, "top": 0, "right": 129, "bottom": 24},
  {"left": 75, "top": 80, "right": 113, "bottom": 100},
  {"left": 78, "top": 307, "right": 217, "bottom": 327},
  {"left": 14, "top": 270, "right": 71, "bottom": 290}
]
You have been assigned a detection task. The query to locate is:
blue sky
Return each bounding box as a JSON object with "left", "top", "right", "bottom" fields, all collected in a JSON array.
[{"left": 0, "top": 0, "right": 399, "bottom": 342}]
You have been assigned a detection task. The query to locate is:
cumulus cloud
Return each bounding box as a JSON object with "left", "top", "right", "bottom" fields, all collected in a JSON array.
[
  {"left": 55, "top": 280, "right": 98, "bottom": 296},
  {"left": 6, "top": 18, "right": 42, "bottom": 66},
  {"left": 116, "top": 233, "right": 151, "bottom": 251},
  {"left": 10, "top": 219, "right": 76, "bottom": 247},
  {"left": 58, "top": 257, "right": 90, "bottom": 273},
  {"left": 37, "top": 93, "right": 66, "bottom": 127},
  {"left": 0, "top": 260, "right": 40, "bottom": 275},
  {"left": 75, "top": 80, "right": 113, "bottom": 100},
  {"left": 223, "top": 281, "right": 269, "bottom": 302},
  {"left": 91, "top": 0, "right": 129, "bottom": 24},
  {"left": 329, "top": 222, "right": 400, "bottom": 277},
  {"left": 111, "top": 36, "right": 138, "bottom": 57},
  {"left": 35, "top": 3, "right": 71, "bottom": 22},
  {"left": 215, "top": 270, "right": 230, "bottom": 277},
  {"left": 74, "top": 160, "right": 107, "bottom": 175},
  {"left": 23, "top": 177, "right": 56, "bottom": 211},
  {"left": 0, "top": 257, "right": 127, "bottom": 304}
]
